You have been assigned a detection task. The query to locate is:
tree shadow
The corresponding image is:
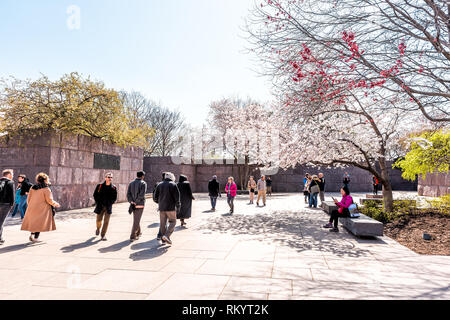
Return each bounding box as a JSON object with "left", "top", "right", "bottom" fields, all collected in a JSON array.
[
  {"left": 197, "top": 210, "right": 381, "bottom": 258},
  {"left": 98, "top": 240, "right": 131, "bottom": 253},
  {"left": 60, "top": 237, "right": 101, "bottom": 253}
]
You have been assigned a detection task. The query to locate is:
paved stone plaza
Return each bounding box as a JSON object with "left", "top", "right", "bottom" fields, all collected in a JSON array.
[{"left": 0, "top": 193, "right": 449, "bottom": 300}]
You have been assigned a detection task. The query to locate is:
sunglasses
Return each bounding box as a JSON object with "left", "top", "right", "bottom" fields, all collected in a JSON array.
[{"left": 107, "top": 177, "right": 113, "bottom": 179}]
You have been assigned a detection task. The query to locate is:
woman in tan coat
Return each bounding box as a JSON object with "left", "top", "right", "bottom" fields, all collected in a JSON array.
[{"left": 21, "top": 173, "right": 60, "bottom": 243}]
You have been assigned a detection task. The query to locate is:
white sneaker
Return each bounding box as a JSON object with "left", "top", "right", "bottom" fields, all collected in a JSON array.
[{"left": 162, "top": 235, "right": 172, "bottom": 245}]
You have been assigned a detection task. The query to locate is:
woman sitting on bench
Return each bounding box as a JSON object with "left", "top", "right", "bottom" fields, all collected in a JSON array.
[{"left": 323, "top": 186, "right": 353, "bottom": 233}]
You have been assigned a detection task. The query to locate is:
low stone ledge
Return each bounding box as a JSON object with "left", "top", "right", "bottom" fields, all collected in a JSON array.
[{"left": 340, "top": 214, "right": 384, "bottom": 237}]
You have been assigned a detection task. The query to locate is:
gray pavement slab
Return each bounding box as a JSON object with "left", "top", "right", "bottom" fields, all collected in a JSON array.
[{"left": 0, "top": 192, "right": 448, "bottom": 300}]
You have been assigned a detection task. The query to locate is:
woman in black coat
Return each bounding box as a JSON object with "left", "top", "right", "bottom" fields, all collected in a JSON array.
[{"left": 177, "top": 175, "right": 195, "bottom": 227}]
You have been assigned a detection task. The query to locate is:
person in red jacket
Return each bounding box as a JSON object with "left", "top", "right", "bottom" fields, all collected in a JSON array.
[
  {"left": 225, "top": 177, "right": 237, "bottom": 214},
  {"left": 372, "top": 176, "right": 380, "bottom": 195}
]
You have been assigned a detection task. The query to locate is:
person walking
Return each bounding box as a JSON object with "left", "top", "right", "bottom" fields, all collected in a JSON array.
[
  {"left": 18, "top": 174, "right": 32, "bottom": 219},
  {"left": 127, "top": 171, "right": 147, "bottom": 242},
  {"left": 153, "top": 172, "right": 180, "bottom": 245},
  {"left": 21, "top": 173, "right": 60, "bottom": 243},
  {"left": 303, "top": 174, "right": 311, "bottom": 204},
  {"left": 343, "top": 172, "right": 351, "bottom": 189},
  {"left": 93, "top": 173, "right": 118, "bottom": 241},
  {"left": 256, "top": 175, "right": 267, "bottom": 207},
  {"left": 10, "top": 182, "right": 22, "bottom": 218},
  {"left": 0, "top": 169, "right": 15, "bottom": 245},
  {"left": 208, "top": 175, "right": 220, "bottom": 211},
  {"left": 308, "top": 175, "right": 321, "bottom": 208},
  {"left": 323, "top": 186, "right": 353, "bottom": 233},
  {"left": 225, "top": 177, "right": 237, "bottom": 214},
  {"left": 247, "top": 176, "right": 257, "bottom": 204},
  {"left": 372, "top": 176, "right": 380, "bottom": 195},
  {"left": 266, "top": 176, "right": 273, "bottom": 196},
  {"left": 318, "top": 173, "right": 326, "bottom": 205},
  {"left": 177, "top": 175, "right": 195, "bottom": 228}
]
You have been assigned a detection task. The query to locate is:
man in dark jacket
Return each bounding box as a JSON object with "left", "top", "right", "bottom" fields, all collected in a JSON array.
[
  {"left": 18, "top": 174, "right": 32, "bottom": 219},
  {"left": 0, "top": 169, "right": 15, "bottom": 244},
  {"left": 208, "top": 175, "right": 220, "bottom": 211},
  {"left": 127, "top": 171, "right": 147, "bottom": 242},
  {"left": 318, "top": 173, "right": 326, "bottom": 205},
  {"left": 153, "top": 172, "right": 180, "bottom": 245},
  {"left": 93, "top": 172, "right": 118, "bottom": 241}
]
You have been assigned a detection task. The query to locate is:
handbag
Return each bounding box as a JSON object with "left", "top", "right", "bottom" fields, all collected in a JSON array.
[
  {"left": 51, "top": 206, "right": 56, "bottom": 217},
  {"left": 310, "top": 182, "right": 320, "bottom": 194}
]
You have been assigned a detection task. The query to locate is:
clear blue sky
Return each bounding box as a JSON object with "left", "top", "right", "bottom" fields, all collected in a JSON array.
[{"left": 0, "top": 0, "right": 273, "bottom": 126}]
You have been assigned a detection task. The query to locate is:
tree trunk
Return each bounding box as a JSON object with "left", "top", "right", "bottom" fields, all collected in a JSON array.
[{"left": 379, "top": 158, "right": 394, "bottom": 212}]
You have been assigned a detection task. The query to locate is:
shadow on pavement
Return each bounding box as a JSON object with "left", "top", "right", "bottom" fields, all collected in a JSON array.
[
  {"left": 0, "top": 243, "right": 34, "bottom": 254},
  {"left": 60, "top": 237, "right": 101, "bottom": 253},
  {"left": 198, "top": 210, "right": 384, "bottom": 258},
  {"left": 98, "top": 240, "right": 131, "bottom": 253},
  {"left": 147, "top": 223, "right": 159, "bottom": 228},
  {"left": 129, "top": 241, "right": 169, "bottom": 261}
]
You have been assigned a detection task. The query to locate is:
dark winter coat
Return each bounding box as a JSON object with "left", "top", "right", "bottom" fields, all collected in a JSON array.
[
  {"left": 177, "top": 175, "right": 194, "bottom": 219},
  {"left": 20, "top": 178, "right": 33, "bottom": 196},
  {"left": 153, "top": 179, "right": 181, "bottom": 212},
  {"left": 0, "top": 178, "right": 15, "bottom": 206},
  {"left": 318, "top": 178, "right": 326, "bottom": 191},
  {"left": 208, "top": 179, "right": 220, "bottom": 197},
  {"left": 127, "top": 178, "right": 147, "bottom": 206},
  {"left": 93, "top": 182, "right": 118, "bottom": 215}
]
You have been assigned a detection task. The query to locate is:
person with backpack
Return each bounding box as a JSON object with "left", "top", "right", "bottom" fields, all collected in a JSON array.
[
  {"left": 225, "top": 177, "right": 237, "bottom": 214},
  {"left": 93, "top": 172, "right": 118, "bottom": 241},
  {"left": 127, "top": 171, "right": 147, "bottom": 242},
  {"left": 372, "top": 176, "right": 380, "bottom": 195},
  {"left": 153, "top": 172, "right": 180, "bottom": 245},
  {"left": 0, "top": 169, "right": 15, "bottom": 245},
  {"left": 21, "top": 173, "right": 60, "bottom": 243}
]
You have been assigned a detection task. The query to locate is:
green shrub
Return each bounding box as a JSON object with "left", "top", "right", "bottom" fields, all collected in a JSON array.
[
  {"left": 427, "top": 194, "right": 450, "bottom": 215},
  {"left": 361, "top": 199, "right": 419, "bottom": 223}
]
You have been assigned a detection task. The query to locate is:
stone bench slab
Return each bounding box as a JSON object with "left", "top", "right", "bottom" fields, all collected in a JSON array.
[
  {"left": 340, "top": 214, "right": 384, "bottom": 237},
  {"left": 321, "top": 201, "right": 338, "bottom": 215},
  {"left": 366, "top": 194, "right": 384, "bottom": 199}
]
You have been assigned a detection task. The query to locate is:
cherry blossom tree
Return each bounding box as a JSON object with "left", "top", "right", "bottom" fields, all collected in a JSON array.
[
  {"left": 203, "top": 98, "right": 280, "bottom": 190},
  {"left": 244, "top": 0, "right": 443, "bottom": 211}
]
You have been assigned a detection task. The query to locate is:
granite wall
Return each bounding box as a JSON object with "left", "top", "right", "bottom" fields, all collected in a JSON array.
[
  {"left": 0, "top": 132, "right": 143, "bottom": 210},
  {"left": 143, "top": 157, "right": 417, "bottom": 193},
  {"left": 418, "top": 172, "right": 450, "bottom": 197}
]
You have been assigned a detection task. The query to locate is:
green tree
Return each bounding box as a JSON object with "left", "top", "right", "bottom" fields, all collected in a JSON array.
[
  {"left": 395, "top": 129, "right": 450, "bottom": 181},
  {"left": 0, "top": 72, "right": 151, "bottom": 147}
]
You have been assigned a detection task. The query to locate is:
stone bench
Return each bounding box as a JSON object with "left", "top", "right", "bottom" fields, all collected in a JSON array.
[
  {"left": 321, "top": 201, "right": 338, "bottom": 215},
  {"left": 340, "top": 214, "right": 384, "bottom": 237}
]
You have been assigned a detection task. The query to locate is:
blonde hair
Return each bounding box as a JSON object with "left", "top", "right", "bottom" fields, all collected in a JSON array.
[
  {"left": 36, "top": 172, "right": 50, "bottom": 184},
  {"left": 228, "top": 176, "right": 234, "bottom": 182}
]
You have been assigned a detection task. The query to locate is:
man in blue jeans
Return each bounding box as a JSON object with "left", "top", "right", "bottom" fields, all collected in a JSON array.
[
  {"left": 18, "top": 174, "right": 32, "bottom": 219},
  {"left": 208, "top": 175, "right": 220, "bottom": 211}
]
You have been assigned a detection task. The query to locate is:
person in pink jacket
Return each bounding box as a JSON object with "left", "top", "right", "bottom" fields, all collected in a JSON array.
[
  {"left": 225, "top": 177, "right": 237, "bottom": 214},
  {"left": 323, "top": 186, "right": 353, "bottom": 232}
]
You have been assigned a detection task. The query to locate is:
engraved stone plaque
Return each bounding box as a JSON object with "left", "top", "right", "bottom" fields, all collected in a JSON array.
[{"left": 93, "top": 153, "right": 121, "bottom": 170}]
